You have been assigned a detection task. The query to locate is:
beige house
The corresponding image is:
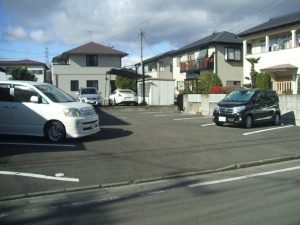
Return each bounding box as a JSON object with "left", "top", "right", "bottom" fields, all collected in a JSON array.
[
  {"left": 171, "top": 31, "right": 244, "bottom": 95},
  {"left": 239, "top": 11, "right": 300, "bottom": 94},
  {"left": 52, "top": 41, "right": 128, "bottom": 101},
  {"left": 141, "top": 50, "right": 175, "bottom": 79},
  {"left": 0, "top": 60, "right": 49, "bottom": 82}
]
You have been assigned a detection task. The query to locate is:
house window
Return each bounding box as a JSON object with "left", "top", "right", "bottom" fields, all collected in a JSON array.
[
  {"left": 87, "top": 80, "right": 98, "bottom": 90},
  {"left": 226, "top": 80, "right": 241, "bottom": 86},
  {"left": 29, "top": 69, "right": 43, "bottom": 75},
  {"left": 225, "top": 48, "right": 241, "bottom": 61},
  {"left": 86, "top": 55, "right": 98, "bottom": 66},
  {"left": 70, "top": 80, "right": 79, "bottom": 91}
]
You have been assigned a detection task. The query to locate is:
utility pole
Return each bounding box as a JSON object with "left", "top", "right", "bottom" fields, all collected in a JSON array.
[
  {"left": 45, "top": 47, "right": 49, "bottom": 66},
  {"left": 140, "top": 28, "right": 146, "bottom": 105}
]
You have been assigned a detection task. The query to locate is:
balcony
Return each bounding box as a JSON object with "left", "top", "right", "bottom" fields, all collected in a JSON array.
[{"left": 180, "top": 58, "right": 214, "bottom": 73}]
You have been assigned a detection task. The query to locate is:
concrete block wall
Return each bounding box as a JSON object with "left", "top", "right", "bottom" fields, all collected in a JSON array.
[
  {"left": 184, "top": 94, "right": 300, "bottom": 126},
  {"left": 278, "top": 95, "right": 300, "bottom": 126}
]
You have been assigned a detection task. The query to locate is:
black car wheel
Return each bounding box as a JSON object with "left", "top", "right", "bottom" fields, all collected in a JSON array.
[
  {"left": 45, "top": 121, "right": 66, "bottom": 142},
  {"left": 273, "top": 113, "right": 281, "bottom": 126},
  {"left": 244, "top": 115, "right": 253, "bottom": 128}
]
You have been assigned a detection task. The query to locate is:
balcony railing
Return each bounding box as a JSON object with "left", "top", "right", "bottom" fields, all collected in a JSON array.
[
  {"left": 180, "top": 58, "right": 213, "bottom": 73},
  {"left": 274, "top": 81, "right": 292, "bottom": 94}
]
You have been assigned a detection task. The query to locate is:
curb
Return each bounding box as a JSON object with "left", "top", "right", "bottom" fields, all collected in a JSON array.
[{"left": 1, "top": 154, "right": 300, "bottom": 202}]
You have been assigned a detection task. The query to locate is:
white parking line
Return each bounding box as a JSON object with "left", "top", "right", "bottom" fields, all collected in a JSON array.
[
  {"left": 173, "top": 117, "right": 204, "bottom": 121},
  {"left": 155, "top": 114, "right": 189, "bottom": 117},
  {"left": 201, "top": 123, "right": 215, "bottom": 127},
  {"left": 0, "top": 142, "right": 76, "bottom": 147},
  {"left": 188, "top": 165, "right": 300, "bottom": 188},
  {"left": 243, "top": 125, "right": 294, "bottom": 136},
  {"left": 0, "top": 171, "right": 79, "bottom": 182}
]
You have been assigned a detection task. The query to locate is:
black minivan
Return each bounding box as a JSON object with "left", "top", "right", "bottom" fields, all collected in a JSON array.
[{"left": 213, "top": 88, "right": 281, "bottom": 128}]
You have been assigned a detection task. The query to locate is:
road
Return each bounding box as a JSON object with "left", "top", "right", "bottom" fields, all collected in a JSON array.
[
  {"left": 1, "top": 160, "right": 300, "bottom": 225},
  {"left": 0, "top": 107, "right": 300, "bottom": 198}
]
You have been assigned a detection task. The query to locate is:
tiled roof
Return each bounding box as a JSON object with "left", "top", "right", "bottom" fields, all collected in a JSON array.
[
  {"left": 239, "top": 10, "right": 300, "bottom": 37},
  {"left": 60, "top": 41, "right": 128, "bottom": 57},
  {"left": 0, "top": 59, "right": 49, "bottom": 69},
  {"left": 171, "top": 31, "right": 242, "bottom": 56}
]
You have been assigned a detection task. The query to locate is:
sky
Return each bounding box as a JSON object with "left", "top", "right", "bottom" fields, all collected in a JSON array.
[{"left": 1, "top": 0, "right": 300, "bottom": 68}]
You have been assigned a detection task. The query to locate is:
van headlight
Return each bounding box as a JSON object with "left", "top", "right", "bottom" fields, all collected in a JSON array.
[
  {"left": 64, "top": 108, "right": 82, "bottom": 117},
  {"left": 232, "top": 106, "right": 246, "bottom": 114}
]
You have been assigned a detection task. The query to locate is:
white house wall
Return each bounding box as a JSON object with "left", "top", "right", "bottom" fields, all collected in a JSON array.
[
  {"left": 243, "top": 47, "right": 300, "bottom": 84},
  {"left": 172, "top": 57, "right": 186, "bottom": 95}
]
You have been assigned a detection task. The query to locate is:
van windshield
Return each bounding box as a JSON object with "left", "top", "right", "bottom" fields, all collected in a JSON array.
[
  {"left": 35, "top": 84, "right": 76, "bottom": 103},
  {"left": 223, "top": 89, "right": 255, "bottom": 102}
]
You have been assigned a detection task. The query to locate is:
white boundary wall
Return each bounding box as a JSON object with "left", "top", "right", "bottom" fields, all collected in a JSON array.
[{"left": 184, "top": 94, "right": 300, "bottom": 126}]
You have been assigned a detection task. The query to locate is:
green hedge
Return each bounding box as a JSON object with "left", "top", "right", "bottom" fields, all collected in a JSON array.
[{"left": 255, "top": 72, "right": 271, "bottom": 89}]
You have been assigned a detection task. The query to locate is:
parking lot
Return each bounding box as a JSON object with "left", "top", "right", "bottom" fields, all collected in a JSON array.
[{"left": 0, "top": 107, "right": 300, "bottom": 199}]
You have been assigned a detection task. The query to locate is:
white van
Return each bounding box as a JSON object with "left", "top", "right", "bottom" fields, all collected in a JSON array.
[{"left": 0, "top": 81, "right": 100, "bottom": 142}]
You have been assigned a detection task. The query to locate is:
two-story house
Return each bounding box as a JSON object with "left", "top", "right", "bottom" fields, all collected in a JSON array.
[
  {"left": 171, "top": 31, "right": 243, "bottom": 95},
  {"left": 52, "top": 41, "right": 128, "bottom": 101},
  {"left": 0, "top": 59, "right": 49, "bottom": 82},
  {"left": 141, "top": 50, "right": 175, "bottom": 79},
  {"left": 239, "top": 11, "right": 300, "bottom": 94}
]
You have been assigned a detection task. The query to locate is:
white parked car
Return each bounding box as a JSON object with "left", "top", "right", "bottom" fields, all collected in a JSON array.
[
  {"left": 0, "top": 81, "right": 100, "bottom": 142},
  {"left": 109, "top": 89, "right": 138, "bottom": 106},
  {"left": 77, "top": 87, "right": 102, "bottom": 106}
]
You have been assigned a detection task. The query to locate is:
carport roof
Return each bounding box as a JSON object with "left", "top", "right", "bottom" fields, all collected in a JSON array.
[
  {"left": 260, "top": 64, "right": 298, "bottom": 73},
  {"left": 106, "top": 68, "right": 146, "bottom": 79}
]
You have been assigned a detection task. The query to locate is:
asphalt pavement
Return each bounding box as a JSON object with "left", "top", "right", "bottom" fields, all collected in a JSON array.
[
  {"left": 0, "top": 106, "right": 300, "bottom": 200},
  {"left": 1, "top": 159, "right": 300, "bottom": 225}
]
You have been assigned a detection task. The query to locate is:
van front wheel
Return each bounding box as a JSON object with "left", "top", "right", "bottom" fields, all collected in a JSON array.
[{"left": 45, "top": 121, "right": 66, "bottom": 142}]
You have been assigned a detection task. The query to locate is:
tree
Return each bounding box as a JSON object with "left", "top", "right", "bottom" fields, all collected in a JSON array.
[
  {"left": 246, "top": 57, "right": 260, "bottom": 88},
  {"left": 9, "top": 67, "right": 37, "bottom": 81},
  {"left": 256, "top": 72, "right": 271, "bottom": 89},
  {"left": 115, "top": 76, "right": 136, "bottom": 91},
  {"left": 199, "top": 71, "right": 222, "bottom": 94}
]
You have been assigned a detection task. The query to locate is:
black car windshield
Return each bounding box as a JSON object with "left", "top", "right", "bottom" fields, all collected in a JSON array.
[
  {"left": 223, "top": 89, "right": 255, "bottom": 102},
  {"left": 35, "top": 84, "right": 76, "bottom": 103}
]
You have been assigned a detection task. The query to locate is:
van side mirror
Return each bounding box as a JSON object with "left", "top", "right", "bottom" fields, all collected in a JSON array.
[{"left": 30, "top": 96, "right": 39, "bottom": 103}]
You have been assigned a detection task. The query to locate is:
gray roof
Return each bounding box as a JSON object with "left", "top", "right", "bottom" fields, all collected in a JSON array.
[
  {"left": 0, "top": 59, "right": 49, "bottom": 69},
  {"left": 138, "top": 50, "right": 175, "bottom": 66},
  {"left": 53, "top": 42, "right": 128, "bottom": 61},
  {"left": 171, "top": 31, "right": 242, "bottom": 56},
  {"left": 239, "top": 11, "right": 300, "bottom": 37}
]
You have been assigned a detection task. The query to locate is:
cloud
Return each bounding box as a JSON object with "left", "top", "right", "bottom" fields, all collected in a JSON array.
[
  {"left": 3, "top": 26, "right": 28, "bottom": 42},
  {"left": 1, "top": 0, "right": 300, "bottom": 63},
  {"left": 30, "top": 30, "right": 54, "bottom": 44}
]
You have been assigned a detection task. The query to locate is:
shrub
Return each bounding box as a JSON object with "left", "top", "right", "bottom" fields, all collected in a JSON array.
[
  {"left": 9, "top": 67, "right": 37, "bottom": 81},
  {"left": 200, "top": 71, "right": 222, "bottom": 94},
  {"left": 116, "top": 76, "right": 136, "bottom": 91},
  {"left": 256, "top": 72, "right": 271, "bottom": 89},
  {"left": 282, "top": 89, "right": 293, "bottom": 95},
  {"left": 208, "top": 85, "right": 223, "bottom": 94}
]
